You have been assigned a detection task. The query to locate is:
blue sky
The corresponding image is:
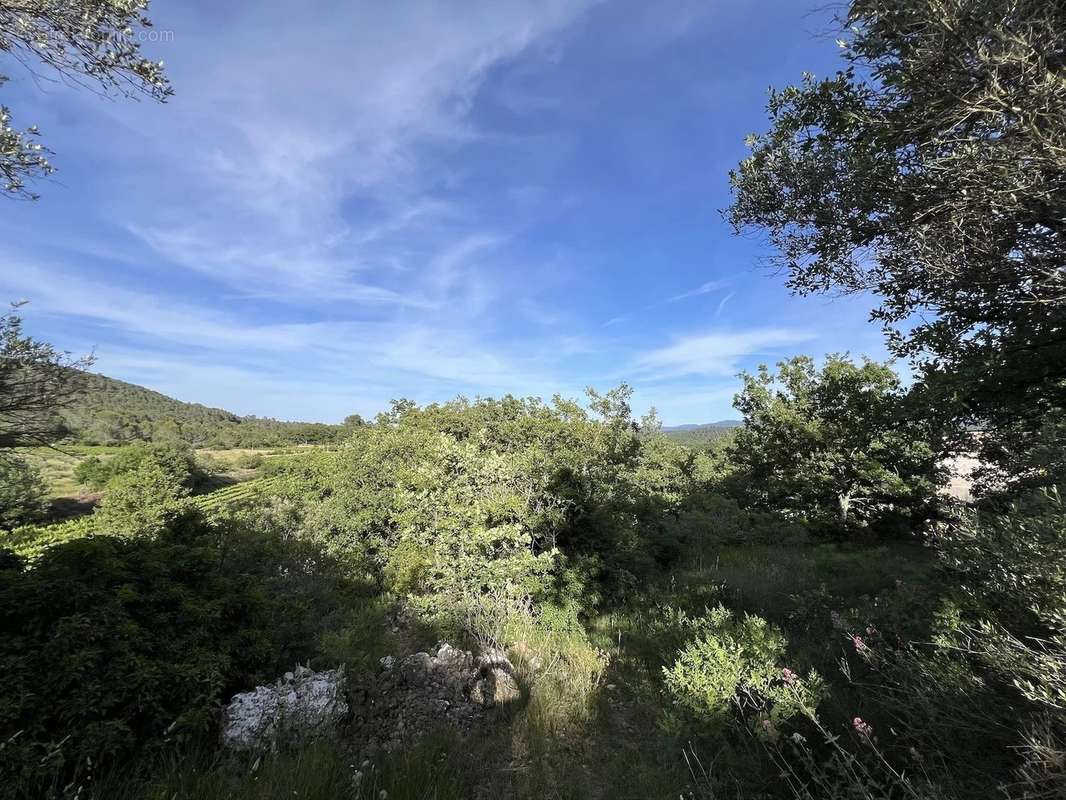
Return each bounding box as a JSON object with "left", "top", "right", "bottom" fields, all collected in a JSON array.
[{"left": 0, "top": 0, "right": 891, "bottom": 424}]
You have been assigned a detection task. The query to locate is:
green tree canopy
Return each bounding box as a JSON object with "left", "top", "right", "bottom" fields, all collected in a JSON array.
[
  {"left": 0, "top": 305, "right": 91, "bottom": 455},
  {"left": 727, "top": 0, "right": 1066, "bottom": 490},
  {"left": 729, "top": 355, "right": 943, "bottom": 530},
  {"left": 93, "top": 457, "right": 194, "bottom": 539}
]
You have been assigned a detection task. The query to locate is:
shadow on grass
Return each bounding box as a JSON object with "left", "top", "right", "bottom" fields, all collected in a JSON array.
[{"left": 46, "top": 493, "right": 101, "bottom": 522}]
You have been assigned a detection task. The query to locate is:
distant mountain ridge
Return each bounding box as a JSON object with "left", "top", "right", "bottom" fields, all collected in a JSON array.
[
  {"left": 61, "top": 372, "right": 346, "bottom": 448},
  {"left": 660, "top": 420, "right": 741, "bottom": 447},
  {"left": 662, "top": 420, "right": 741, "bottom": 432}
]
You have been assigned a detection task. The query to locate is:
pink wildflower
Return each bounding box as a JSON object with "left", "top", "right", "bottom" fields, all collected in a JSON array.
[
  {"left": 853, "top": 717, "right": 874, "bottom": 738},
  {"left": 851, "top": 634, "right": 867, "bottom": 652},
  {"left": 781, "top": 667, "right": 797, "bottom": 685}
]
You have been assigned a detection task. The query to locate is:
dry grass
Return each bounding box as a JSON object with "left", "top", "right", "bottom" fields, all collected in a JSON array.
[{"left": 19, "top": 445, "right": 123, "bottom": 499}]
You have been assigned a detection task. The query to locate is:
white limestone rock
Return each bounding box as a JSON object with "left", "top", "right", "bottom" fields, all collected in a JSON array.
[{"left": 221, "top": 665, "right": 348, "bottom": 751}]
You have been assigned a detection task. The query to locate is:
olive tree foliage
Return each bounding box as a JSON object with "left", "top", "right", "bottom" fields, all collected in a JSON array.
[
  {"left": 729, "top": 356, "right": 943, "bottom": 530},
  {"left": 727, "top": 0, "right": 1066, "bottom": 490},
  {"left": 0, "top": 0, "right": 171, "bottom": 198}
]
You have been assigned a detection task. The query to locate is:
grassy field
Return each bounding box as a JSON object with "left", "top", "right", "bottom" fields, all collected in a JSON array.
[{"left": 20, "top": 445, "right": 125, "bottom": 499}]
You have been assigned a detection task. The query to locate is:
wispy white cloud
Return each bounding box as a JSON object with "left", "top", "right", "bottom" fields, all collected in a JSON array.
[
  {"left": 2, "top": 257, "right": 561, "bottom": 401},
  {"left": 1, "top": 260, "right": 344, "bottom": 352},
  {"left": 668, "top": 280, "right": 725, "bottom": 303},
  {"left": 715, "top": 291, "right": 735, "bottom": 317},
  {"left": 634, "top": 328, "right": 815, "bottom": 380},
  {"left": 1, "top": 0, "right": 866, "bottom": 428},
  {"left": 603, "top": 279, "right": 728, "bottom": 327},
  {"left": 127, "top": 225, "right": 427, "bottom": 307},
  {"left": 105, "top": 0, "right": 603, "bottom": 305}
]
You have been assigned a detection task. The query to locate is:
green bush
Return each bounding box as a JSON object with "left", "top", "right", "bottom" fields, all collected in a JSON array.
[
  {"left": 72, "top": 454, "right": 111, "bottom": 489},
  {"left": 93, "top": 458, "right": 195, "bottom": 538},
  {"left": 232, "top": 451, "right": 264, "bottom": 469},
  {"left": 74, "top": 443, "right": 205, "bottom": 491},
  {"left": 297, "top": 390, "right": 726, "bottom": 612},
  {"left": 729, "top": 356, "right": 944, "bottom": 533},
  {"left": 0, "top": 457, "right": 48, "bottom": 529},
  {"left": 663, "top": 605, "right": 824, "bottom": 737},
  {"left": 0, "top": 517, "right": 356, "bottom": 798}
]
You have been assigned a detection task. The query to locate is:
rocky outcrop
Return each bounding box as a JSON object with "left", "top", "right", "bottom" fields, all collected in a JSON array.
[
  {"left": 221, "top": 666, "right": 348, "bottom": 751},
  {"left": 348, "top": 643, "right": 521, "bottom": 759},
  {"left": 220, "top": 644, "right": 521, "bottom": 758},
  {"left": 469, "top": 647, "right": 521, "bottom": 708}
]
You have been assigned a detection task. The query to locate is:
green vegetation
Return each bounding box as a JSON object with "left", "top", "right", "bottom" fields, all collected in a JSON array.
[
  {"left": 662, "top": 423, "right": 738, "bottom": 448},
  {"left": 661, "top": 605, "right": 825, "bottom": 735},
  {"left": 21, "top": 445, "right": 121, "bottom": 499},
  {"left": 3, "top": 378, "right": 1060, "bottom": 799},
  {"left": 1, "top": 305, "right": 93, "bottom": 526},
  {"left": 729, "top": 356, "right": 943, "bottom": 532},
  {"left": 1, "top": 475, "right": 286, "bottom": 562},
  {"left": 0, "top": 514, "right": 361, "bottom": 796},
  {"left": 727, "top": 0, "right": 1066, "bottom": 495},
  {"left": 62, "top": 372, "right": 347, "bottom": 448},
  {"left": 74, "top": 442, "right": 206, "bottom": 492},
  {"left": 1, "top": 1, "right": 1062, "bottom": 798},
  {"left": 0, "top": 458, "right": 48, "bottom": 528}
]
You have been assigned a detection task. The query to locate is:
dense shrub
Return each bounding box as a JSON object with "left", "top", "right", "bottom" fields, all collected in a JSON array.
[
  {"left": 0, "top": 516, "right": 356, "bottom": 798},
  {"left": 74, "top": 442, "right": 206, "bottom": 491},
  {"left": 292, "top": 390, "right": 724, "bottom": 612},
  {"left": 0, "top": 456, "right": 48, "bottom": 528},
  {"left": 232, "top": 451, "right": 265, "bottom": 469},
  {"left": 93, "top": 458, "right": 195, "bottom": 538},
  {"left": 729, "top": 356, "right": 943, "bottom": 534},
  {"left": 663, "top": 605, "right": 824, "bottom": 737}
]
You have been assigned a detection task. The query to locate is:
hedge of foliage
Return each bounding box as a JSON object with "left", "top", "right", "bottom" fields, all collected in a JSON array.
[
  {"left": 277, "top": 389, "right": 753, "bottom": 614},
  {"left": 0, "top": 504, "right": 363, "bottom": 798}
]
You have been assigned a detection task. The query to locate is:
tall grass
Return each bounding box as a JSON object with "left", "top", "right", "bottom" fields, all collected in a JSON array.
[{"left": 110, "top": 736, "right": 471, "bottom": 800}]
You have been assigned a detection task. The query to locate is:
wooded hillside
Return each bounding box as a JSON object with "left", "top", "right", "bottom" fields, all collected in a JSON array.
[{"left": 62, "top": 373, "right": 347, "bottom": 448}]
